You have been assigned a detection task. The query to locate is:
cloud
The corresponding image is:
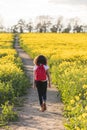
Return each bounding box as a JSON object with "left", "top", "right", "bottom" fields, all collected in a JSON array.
[
  {"left": 49, "top": 0, "right": 87, "bottom": 6},
  {"left": 0, "top": 0, "right": 87, "bottom": 27}
]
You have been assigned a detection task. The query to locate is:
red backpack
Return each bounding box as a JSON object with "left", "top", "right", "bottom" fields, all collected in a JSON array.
[{"left": 35, "top": 64, "right": 46, "bottom": 81}]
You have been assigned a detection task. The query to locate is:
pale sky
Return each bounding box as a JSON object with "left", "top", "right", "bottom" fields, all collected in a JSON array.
[{"left": 0, "top": 0, "right": 87, "bottom": 27}]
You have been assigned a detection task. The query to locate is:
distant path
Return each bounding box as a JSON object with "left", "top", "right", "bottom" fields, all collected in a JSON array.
[{"left": 10, "top": 35, "right": 65, "bottom": 130}]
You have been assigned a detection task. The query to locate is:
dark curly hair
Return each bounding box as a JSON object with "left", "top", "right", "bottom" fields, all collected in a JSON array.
[{"left": 33, "top": 55, "right": 47, "bottom": 65}]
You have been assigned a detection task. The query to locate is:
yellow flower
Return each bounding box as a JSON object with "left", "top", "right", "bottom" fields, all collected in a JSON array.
[
  {"left": 75, "top": 96, "right": 80, "bottom": 101},
  {"left": 79, "top": 93, "right": 81, "bottom": 96},
  {"left": 75, "top": 127, "right": 80, "bottom": 130},
  {"left": 70, "top": 99, "right": 75, "bottom": 104},
  {"left": 78, "top": 115, "right": 82, "bottom": 120},
  {"left": 82, "top": 113, "right": 87, "bottom": 118},
  {"left": 83, "top": 85, "right": 87, "bottom": 89},
  {"left": 85, "top": 106, "right": 87, "bottom": 111}
]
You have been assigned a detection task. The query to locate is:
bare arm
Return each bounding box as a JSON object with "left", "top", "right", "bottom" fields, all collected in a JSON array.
[
  {"left": 33, "top": 71, "right": 36, "bottom": 88},
  {"left": 46, "top": 69, "right": 51, "bottom": 88}
]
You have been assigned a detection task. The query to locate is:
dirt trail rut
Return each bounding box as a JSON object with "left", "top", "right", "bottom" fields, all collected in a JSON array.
[{"left": 9, "top": 36, "right": 65, "bottom": 130}]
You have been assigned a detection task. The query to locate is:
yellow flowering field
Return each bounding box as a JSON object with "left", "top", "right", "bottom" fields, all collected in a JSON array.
[
  {"left": 0, "top": 33, "right": 29, "bottom": 101},
  {"left": 20, "top": 33, "right": 87, "bottom": 60},
  {"left": 0, "top": 33, "right": 29, "bottom": 124},
  {"left": 19, "top": 33, "right": 87, "bottom": 130}
]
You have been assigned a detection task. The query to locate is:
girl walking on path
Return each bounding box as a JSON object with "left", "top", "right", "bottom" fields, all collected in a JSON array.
[{"left": 33, "top": 55, "right": 51, "bottom": 112}]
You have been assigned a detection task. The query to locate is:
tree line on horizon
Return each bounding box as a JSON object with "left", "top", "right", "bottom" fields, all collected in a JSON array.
[{"left": 0, "top": 15, "right": 87, "bottom": 33}]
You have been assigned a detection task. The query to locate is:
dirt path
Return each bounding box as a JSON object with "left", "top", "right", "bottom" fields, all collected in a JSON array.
[{"left": 9, "top": 36, "right": 65, "bottom": 130}]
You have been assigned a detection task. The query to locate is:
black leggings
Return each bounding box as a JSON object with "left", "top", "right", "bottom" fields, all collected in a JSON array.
[{"left": 35, "top": 81, "right": 47, "bottom": 106}]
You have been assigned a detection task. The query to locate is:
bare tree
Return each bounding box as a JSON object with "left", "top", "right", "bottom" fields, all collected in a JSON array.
[
  {"left": 82, "top": 25, "right": 87, "bottom": 33},
  {"left": 50, "top": 25, "right": 57, "bottom": 33},
  {"left": 26, "top": 22, "right": 33, "bottom": 32},
  {"left": 56, "top": 16, "right": 63, "bottom": 32},
  {"left": 62, "top": 23, "right": 71, "bottom": 33},
  {"left": 0, "top": 25, "right": 4, "bottom": 32},
  {"left": 73, "top": 25, "right": 83, "bottom": 33},
  {"left": 35, "top": 15, "right": 52, "bottom": 32},
  {"left": 70, "top": 17, "right": 81, "bottom": 33},
  {"left": 17, "top": 19, "right": 26, "bottom": 33},
  {"left": 35, "top": 22, "right": 42, "bottom": 32},
  {"left": 11, "top": 25, "right": 18, "bottom": 33}
]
